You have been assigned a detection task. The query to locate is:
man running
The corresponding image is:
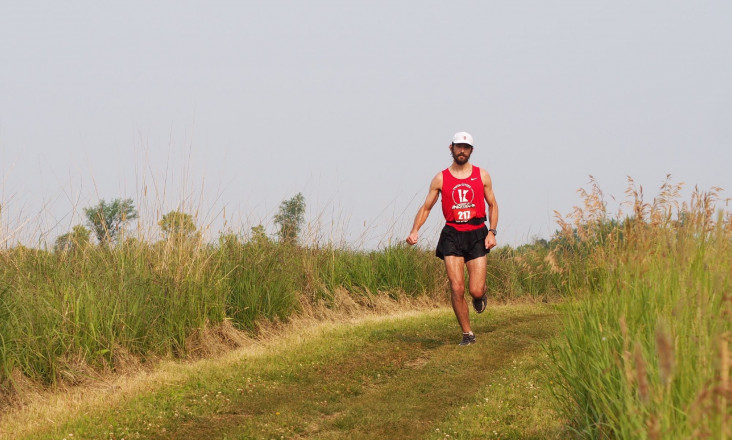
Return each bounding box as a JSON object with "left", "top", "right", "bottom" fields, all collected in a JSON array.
[{"left": 406, "top": 132, "right": 499, "bottom": 346}]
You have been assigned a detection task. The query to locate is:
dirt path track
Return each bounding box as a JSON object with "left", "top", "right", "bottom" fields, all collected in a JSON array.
[{"left": 159, "top": 307, "right": 559, "bottom": 440}]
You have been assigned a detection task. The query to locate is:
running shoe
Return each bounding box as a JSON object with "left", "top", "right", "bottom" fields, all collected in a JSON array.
[
  {"left": 459, "top": 332, "right": 476, "bottom": 346},
  {"left": 473, "top": 294, "right": 487, "bottom": 313}
]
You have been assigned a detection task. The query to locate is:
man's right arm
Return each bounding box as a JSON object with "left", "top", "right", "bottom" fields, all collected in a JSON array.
[{"left": 406, "top": 173, "right": 442, "bottom": 245}]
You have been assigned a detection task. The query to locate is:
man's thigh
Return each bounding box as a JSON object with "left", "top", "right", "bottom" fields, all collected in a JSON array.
[
  {"left": 444, "top": 255, "right": 466, "bottom": 285},
  {"left": 465, "top": 255, "right": 487, "bottom": 289}
]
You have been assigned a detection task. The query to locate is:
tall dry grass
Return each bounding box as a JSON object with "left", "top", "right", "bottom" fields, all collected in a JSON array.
[
  {"left": 0, "top": 214, "right": 568, "bottom": 407},
  {"left": 0, "top": 222, "right": 458, "bottom": 404},
  {"left": 549, "top": 176, "right": 731, "bottom": 439},
  {"left": 0, "top": 171, "right": 639, "bottom": 414}
]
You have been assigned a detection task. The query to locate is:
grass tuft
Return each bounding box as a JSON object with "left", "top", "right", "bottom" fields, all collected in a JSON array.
[{"left": 548, "top": 177, "right": 731, "bottom": 438}]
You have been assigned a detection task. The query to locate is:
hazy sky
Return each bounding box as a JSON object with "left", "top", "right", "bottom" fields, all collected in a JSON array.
[{"left": 1, "top": 1, "right": 731, "bottom": 249}]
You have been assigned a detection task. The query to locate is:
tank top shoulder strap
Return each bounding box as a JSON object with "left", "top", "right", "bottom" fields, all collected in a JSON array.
[
  {"left": 441, "top": 168, "right": 451, "bottom": 186},
  {"left": 471, "top": 166, "right": 481, "bottom": 179}
]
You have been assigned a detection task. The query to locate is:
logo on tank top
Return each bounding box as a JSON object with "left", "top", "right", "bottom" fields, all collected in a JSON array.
[{"left": 451, "top": 183, "right": 477, "bottom": 223}]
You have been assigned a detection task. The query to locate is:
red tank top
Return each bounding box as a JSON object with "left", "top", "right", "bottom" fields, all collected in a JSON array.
[{"left": 440, "top": 166, "right": 487, "bottom": 232}]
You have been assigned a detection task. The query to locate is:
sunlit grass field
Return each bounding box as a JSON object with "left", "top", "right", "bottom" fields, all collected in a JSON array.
[
  {"left": 1, "top": 176, "right": 730, "bottom": 439},
  {"left": 0, "top": 221, "right": 560, "bottom": 398},
  {"left": 1, "top": 305, "right": 564, "bottom": 440}
]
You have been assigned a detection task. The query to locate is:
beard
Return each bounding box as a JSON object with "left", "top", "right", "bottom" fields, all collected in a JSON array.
[{"left": 452, "top": 150, "right": 471, "bottom": 165}]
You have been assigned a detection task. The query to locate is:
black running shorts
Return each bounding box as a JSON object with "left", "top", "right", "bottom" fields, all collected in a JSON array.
[{"left": 435, "top": 224, "right": 489, "bottom": 262}]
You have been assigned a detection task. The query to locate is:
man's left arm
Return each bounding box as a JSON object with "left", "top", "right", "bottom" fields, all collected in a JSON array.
[{"left": 481, "top": 169, "right": 499, "bottom": 250}]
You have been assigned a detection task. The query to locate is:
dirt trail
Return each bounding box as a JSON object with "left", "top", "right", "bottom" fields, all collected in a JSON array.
[
  {"left": 159, "top": 308, "right": 560, "bottom": 440},
  {"left": 5, "top": 305, "right": 561, "bottom": 440}
]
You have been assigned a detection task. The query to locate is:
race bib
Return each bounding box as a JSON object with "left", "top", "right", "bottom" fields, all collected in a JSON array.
[{"left": 452, "top": 204, "right": 477, "bottom": 223}]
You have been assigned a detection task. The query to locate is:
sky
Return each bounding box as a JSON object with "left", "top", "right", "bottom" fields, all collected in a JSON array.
[{"left": 1, "top": 1, "right": 731, "bottom": 249}]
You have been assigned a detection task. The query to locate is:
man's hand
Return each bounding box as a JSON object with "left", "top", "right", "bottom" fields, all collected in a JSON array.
[
  {"left": 485, "top": 233, "right": 497, "bottom": 250},
  {"left": 406, "top": 231, "right": 419, "bottom": 245}
]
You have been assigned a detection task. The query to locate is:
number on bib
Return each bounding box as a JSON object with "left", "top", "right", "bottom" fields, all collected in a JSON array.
[{"left": 452, "top": 206, "right": 477, "bottom": 223}]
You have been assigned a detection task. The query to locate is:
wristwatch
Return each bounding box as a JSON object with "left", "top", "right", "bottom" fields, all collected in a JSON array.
[{"left": 488, "top": 228, "right": 497, "bottom": 236}]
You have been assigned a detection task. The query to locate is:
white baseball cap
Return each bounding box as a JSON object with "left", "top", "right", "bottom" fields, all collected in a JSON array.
[{"left": 452, "top": 131, "right": 474, "bottom": 147}]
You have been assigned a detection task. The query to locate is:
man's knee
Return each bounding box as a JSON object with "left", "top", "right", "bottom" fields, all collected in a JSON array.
[
  {"left": 469, "top": 284, "right": 486, "bottom": 298},
  {"left": 449, "top": 280, "right": 465, "bottom": 295}
]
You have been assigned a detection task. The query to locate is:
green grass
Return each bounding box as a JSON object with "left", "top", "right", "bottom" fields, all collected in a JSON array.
[
  {"left": 0, "top": 231, "right": 560, "bottom": 397},
  {"left": 0, "top": 240, "right": 447, "bottom": 390},
  {"left": 6, "top": 304, "right": 564, "bottom": 440},
  {"left": 429, "top": 348, "right": 565, "bottom": 440},
  {"left": 3, "top": 176, "right": 728, "bottom": 439},
  {"left": 548, "top": 181, "right": 732, "bottom": 438}
]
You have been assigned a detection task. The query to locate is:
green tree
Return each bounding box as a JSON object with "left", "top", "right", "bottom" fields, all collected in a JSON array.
[
  {"left": 274, "top": 193, "right": 306, "bottom": 244},
  {"left": 159, "top": 210, "right": 198, "bottom": 242},
  {"left": 84, "top": 198, "right": 138, "bottom": 245},
  {"left": 54, "top": 225, "right": 91, "bottom": 253}
]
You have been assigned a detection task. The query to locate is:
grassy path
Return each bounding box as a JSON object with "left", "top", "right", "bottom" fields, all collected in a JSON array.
[{"left": 6, "top": 304, "right": 567, "bottom": 440}]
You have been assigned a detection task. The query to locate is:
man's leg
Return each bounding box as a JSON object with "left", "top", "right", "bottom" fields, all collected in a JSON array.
[
  {"left": 444, "top": 255, "right": 471, "bottom": 333},
  {"left": 465, "top": 255, "right": 487, "bottom": 300}
]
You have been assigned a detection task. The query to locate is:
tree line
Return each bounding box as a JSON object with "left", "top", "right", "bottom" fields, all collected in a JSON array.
[{"left": 54, "top": 193, "right": 306, "bottom": 252}]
